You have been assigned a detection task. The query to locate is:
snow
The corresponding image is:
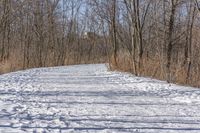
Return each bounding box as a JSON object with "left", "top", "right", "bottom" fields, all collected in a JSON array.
[{"left": 0, "top": 64, "right": 200, "bottom": 132}]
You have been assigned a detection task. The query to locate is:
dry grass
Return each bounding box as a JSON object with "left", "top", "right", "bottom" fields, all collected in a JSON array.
[
  {"left": 1, "top": 47, "right": 199, "bottom": 88},
  {"left": 110, "top": 50, "right": 200, "bottom": 88},
  {"left": 0, "top": 49, "right": 24, "bottom": 74},
  {"left": 0, "top": 47, "right": 108, "bottom": 74}
]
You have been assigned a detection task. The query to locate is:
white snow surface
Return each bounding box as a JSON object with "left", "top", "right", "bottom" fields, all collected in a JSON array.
[{"left": 0, "top": 64, "right": 200, "bottom": 133}]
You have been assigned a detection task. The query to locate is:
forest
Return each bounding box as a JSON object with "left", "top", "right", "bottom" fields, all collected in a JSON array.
[{"left": 0, "top": 0, "right": 200, "bottom": 87}]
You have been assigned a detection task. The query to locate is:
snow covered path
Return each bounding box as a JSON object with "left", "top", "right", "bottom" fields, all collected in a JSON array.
[{"left": 0, "top": 64, "right": 200, "bottom": 133}]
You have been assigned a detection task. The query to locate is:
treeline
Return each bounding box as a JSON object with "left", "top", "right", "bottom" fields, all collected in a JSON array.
[
  {"left": 90, "top": 0, "right": 200, "bottom": 87},
  {"left": 0, "top": 0, "right": 109, "bottom": 73},
  {"left": 0, "top": 0, "right": 200, "bottom": 87}
]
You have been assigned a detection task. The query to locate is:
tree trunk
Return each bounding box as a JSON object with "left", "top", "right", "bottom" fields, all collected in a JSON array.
[{"left": 166, "top": 0, "right": 177, "bottom": 82}]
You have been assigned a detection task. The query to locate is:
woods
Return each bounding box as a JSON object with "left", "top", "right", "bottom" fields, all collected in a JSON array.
[{"left": 0, "top": 0, "right": 200, "bottom": 87}]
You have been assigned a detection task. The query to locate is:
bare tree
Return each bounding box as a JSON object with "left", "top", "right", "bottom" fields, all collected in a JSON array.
[
  {"left": 124, "top": 0, "right": 150, "bottom": 75},
  {"left": 166, "top": 0, "right": 179, "bottom": 82},
  {"left": 194, "top": 0, "right": 200, "bottom": 11},
  {"left": 1, "top": 0, "right": 200, "bottom": 87},
  {"left": 185, "top": 1, "right": 197, "bottom": 83}
]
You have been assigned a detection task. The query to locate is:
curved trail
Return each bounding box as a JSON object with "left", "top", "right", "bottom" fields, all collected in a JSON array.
[{"left": 0, "top": 64, "right": 200, "bottom": 133}]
